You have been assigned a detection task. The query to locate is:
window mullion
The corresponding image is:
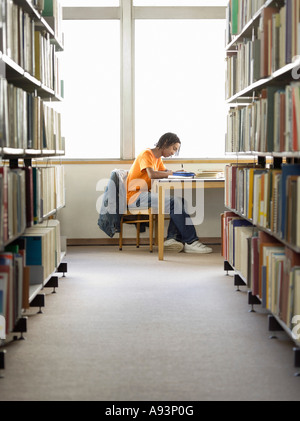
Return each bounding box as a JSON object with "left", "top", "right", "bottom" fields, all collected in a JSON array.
[
  {"left": 120, "top": 0, "right": 135, "bottom": 160},
  {"left": 62, "top": 7, "right": 120, "bottom": 19},
  {"left": 133, "top": 6, "right": 225, "bottom": 19}
]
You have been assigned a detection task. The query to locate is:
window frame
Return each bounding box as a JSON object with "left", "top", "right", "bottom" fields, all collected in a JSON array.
[{"left": 63, "top": 0, "right": 226, "bottom": 159}]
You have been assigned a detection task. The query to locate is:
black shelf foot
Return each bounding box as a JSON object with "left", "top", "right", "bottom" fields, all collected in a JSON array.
[
  {"left": 224, "top": 260, "right": 234, "bottom": 276},
  {"left": 293, "top": 348, "right": 300, "bottom": 376},
  {"left": 30, "top": 294, "right": 45, "bottom": 314},
  {"left": 56, "top": 262, "right": 67, "bottom": 278},
  {"left": 0, "top": 350, "right": 5, "bottom": 378},
  {"left": 13, "top": 317, "right": 27, "bottom": 340},
  {"left": 248, "top": 291, "right": 261, "bottom": 313},
  {"left": 268, "top": 315, "right": 284, "bottom": 339},
  {"left": 44, "top": 276, "right": 59, "bottom": 293},
  {"left": 234, "top": 274, "right": 246, "bottom": 291}
]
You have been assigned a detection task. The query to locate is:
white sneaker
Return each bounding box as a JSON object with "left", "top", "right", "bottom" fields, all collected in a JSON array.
[
  {"left": 184, "top": 241, "right": 213, "bottom": 254},
  {"left": 164, "top": 238, "right": 184, "bottom": 252}
]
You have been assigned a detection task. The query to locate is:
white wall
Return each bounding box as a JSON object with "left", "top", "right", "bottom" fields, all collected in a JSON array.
[{"left": 57, "top": 162, "right": 226, "bottom": 240}]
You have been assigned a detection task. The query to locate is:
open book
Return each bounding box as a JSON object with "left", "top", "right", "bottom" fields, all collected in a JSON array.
[
  {"left": 168, "top": 171, "right": 195, "bottom": 179},
  {"left": 195, "top": 170, "right": 224, "bottom": 179}
]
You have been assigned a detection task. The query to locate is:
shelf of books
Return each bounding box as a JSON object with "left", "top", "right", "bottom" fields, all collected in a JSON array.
[
  {"left": 223, "top": 0, "right": 300, "bottom": 371},
  {"left": 0, "top": 0, "right": 66, "bottom": 375}
]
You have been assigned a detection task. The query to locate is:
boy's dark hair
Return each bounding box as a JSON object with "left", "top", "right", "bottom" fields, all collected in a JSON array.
[{"left": 155, "top": 132, "right": 181, "bottom": 155}]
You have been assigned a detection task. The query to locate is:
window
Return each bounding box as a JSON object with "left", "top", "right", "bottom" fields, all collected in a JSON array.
[
  {"left": 61, "top": 20, "right": 120, "bottom": 159},
  {"left": 60, "top": 2, "right": 226, "bottom": 159},
  {"left": 135, "top": 19, "right": 227, "bottom": 158}
]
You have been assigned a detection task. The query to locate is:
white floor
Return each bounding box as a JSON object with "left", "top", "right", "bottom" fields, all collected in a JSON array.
[{"left": 0, "top": 245, "right": 300, "bottom": 401}]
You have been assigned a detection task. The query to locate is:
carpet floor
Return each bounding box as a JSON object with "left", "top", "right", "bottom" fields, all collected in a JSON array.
[{"left": 0, "top": 244, "right": 300, "bottom": 401}]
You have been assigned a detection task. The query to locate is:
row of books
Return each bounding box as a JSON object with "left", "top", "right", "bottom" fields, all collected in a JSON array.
[
  {"left": 0, "top": 77, "right": 63, "bottom": 151},
  {"left": 0, "top": 219, "right": 61, "bottom": 334},
  {"left": 0, "top": 167, "right": 26, "bottom": 245},
  {"left": 42, "top": 98, "right": 63, "bottom": 151},
  {"left": 226, "top": 0, "right": 266, "bottom": 44},
  {"left": 222, "top": 211, "right": 300, "bottom": 335},
  {"left": 226, "top": 1, "right": 300, "bottom": 99},
  {"left": 225, "top": 163, "right": 300, "bottom": 248},
  {"left": 34, "top": 30, "right": 61, "bottom": 93},
  {"left": 195, "top": 170, "right": 225, "bottom": 179},
  {"left": 31, "top": 0, "right": 45, "bottom": 12},
  {"left": 23, "top": 219, "right": 61, "bottom": 283},
  {"left": 38, "top": 165, "right": 65, "bottom": 217},
  {"left": 226, "top": 83, "right": 300, "bottom": 153},
  {"left": 0, "top": 164, "right": 65, "bottom": 246},
  {"left": 0, "top": 245, "right": 29, "bottom": 334},
  {"left": 0, "top": 0, "right": 62, "bottom": 94},
  {"left": 1, "top": 0, "right": 35, "bottom": 75},
  {"left": 42, "top": 0, "right": 63, "bottom": 46}
]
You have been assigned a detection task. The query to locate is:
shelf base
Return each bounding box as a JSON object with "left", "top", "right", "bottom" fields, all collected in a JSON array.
[
  {"left": 44, "top": 276, "right": 59, "bottom": 294},
  {"left": 0, "top": 350, "right": 5, "bottom": 378},
  {"left": 293, "top": 348, "right": 300, "bottom": 377},
  {"left": 56, "top": 262, "right": 67, "bottom": 277},
  {"left": 13, "top": 317, "right": 28, "bottom": 340},
  {"left": 29, "top": 294, "right": 45, "bottom": 314},
  {"left": 224, "top": 260, "right": 234, "bottom": 275},
  {"left": 268, "top": 315, "right": 284, "bottom": 339},
  {"left": 248, "top": 291, "right": 261, "bottom": 313},
  {"left": 234, "top": 273, "right": 246, "bottom": 291}
]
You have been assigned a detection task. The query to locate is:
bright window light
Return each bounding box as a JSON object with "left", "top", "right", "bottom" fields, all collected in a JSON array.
[
  {"left": 60, "top": 20, "right": 120, "bottom": 159},
  {"left": 135, "top": 19, "right": 227, "bottom": 158}
]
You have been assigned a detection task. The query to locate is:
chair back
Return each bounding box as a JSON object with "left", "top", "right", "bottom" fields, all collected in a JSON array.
[
  {"left": 97, "top": 168, "right": 128, "bottom": 237},
  {"left": 113, "top": 169, "right": 128, "bottom": 214}
]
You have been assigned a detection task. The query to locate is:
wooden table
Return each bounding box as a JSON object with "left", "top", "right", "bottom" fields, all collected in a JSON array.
[{"left": 151, "top": 178, "right": 225, "bottom": 260}]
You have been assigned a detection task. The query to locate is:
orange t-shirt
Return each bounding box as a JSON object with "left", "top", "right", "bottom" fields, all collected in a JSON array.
[{"left": 127, "top": 149, "right": 166, "bottom": 204}]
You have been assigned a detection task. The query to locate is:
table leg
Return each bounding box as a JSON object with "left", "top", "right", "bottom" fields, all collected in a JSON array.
[{"left": 158, "top": 185, "right": 165, "bottom": 260}]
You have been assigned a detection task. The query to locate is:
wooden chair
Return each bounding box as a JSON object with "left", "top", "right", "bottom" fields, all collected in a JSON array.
[
  {"left": 119, "top": 208, "right": 154, "bottom": 252},
  {"left": 112, "top": 168, "right": 153, "bottom": 252}
]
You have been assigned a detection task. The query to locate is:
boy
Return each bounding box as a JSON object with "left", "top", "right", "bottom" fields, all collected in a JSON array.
[{"left": 127, "top": 132, "right": 212, "bottom": 254}]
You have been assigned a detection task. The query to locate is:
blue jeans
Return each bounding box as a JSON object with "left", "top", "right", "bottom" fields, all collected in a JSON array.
[{"left": 128, "top": 191, "right": 198, "bottom": 244}]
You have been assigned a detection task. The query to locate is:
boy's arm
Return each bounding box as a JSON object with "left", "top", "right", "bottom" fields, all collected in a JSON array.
[{"left": 146, "top": 167, "right": 173, "bottom": 179}]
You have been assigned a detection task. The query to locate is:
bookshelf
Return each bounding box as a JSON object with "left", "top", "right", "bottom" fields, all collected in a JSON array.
[
  {"left": 223, "top": 0, "right": 300, "bottom": 374},
  {"left": 0, "top": 0, "right": 66, "bottom": 376}
]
